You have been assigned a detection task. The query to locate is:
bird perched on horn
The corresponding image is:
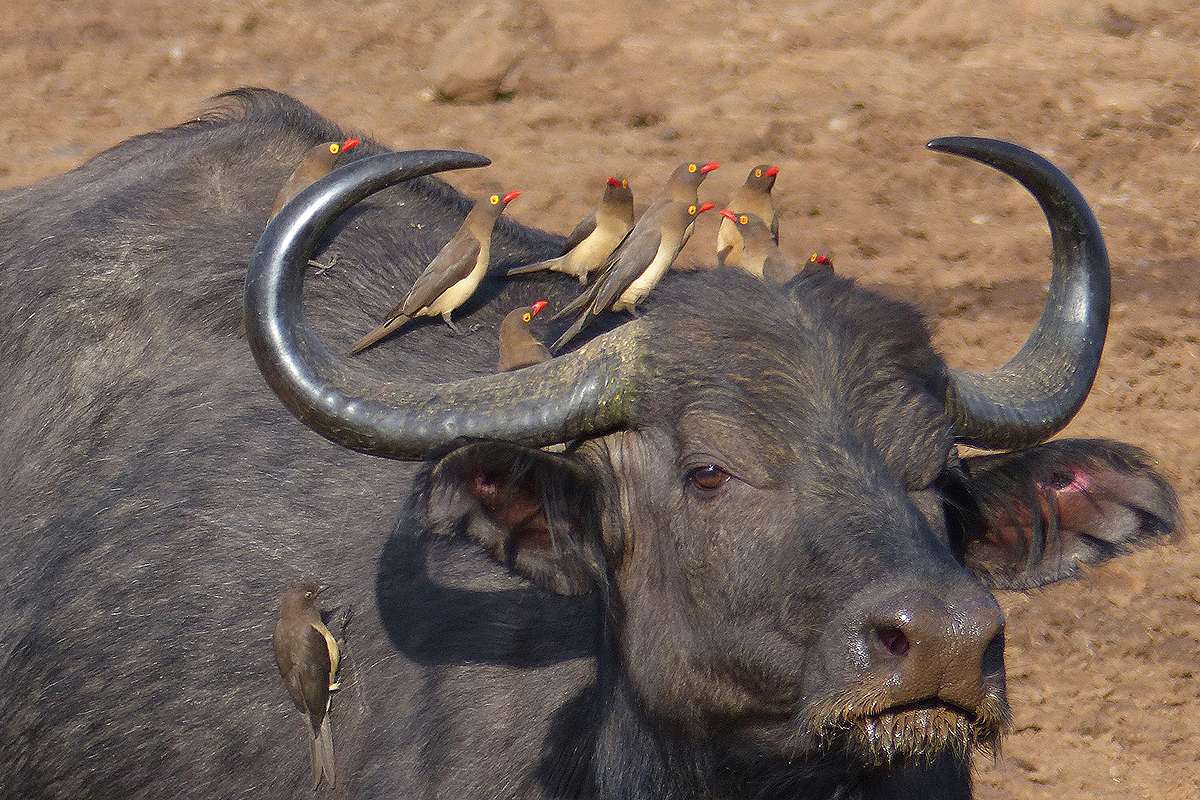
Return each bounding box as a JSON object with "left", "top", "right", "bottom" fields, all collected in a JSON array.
[
  {"left": 497, "top": 299, "right": 552, "bottom": 372},
  {"left": 350, "top": 190, "right": 520, "bottom": 353},
  {"left": 717, "top": 164, "right": 779, "bottom": 266},
  {"left": 551, "top": 199, "right": 716, "bottom": 352},
  {"left": 271, "top": 138, "right": 361, "bottom": 216},
  {"left": 506, "top": 177, "right": 634, "bottom": 285}
]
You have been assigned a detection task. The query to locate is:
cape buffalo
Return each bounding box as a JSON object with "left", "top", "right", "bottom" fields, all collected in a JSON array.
[{"left": 0, "top": 89, "right": 1179, "bottom": 799}]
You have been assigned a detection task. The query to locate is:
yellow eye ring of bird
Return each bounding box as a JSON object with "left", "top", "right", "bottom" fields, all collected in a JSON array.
[
  {"left": 329, "top": 143, "right": 340, "bottom": 154},
  {"left": 688, "top": 204, "right": 698, "bottom": 215},
  {"left": 489, "top": 194, "right": 500, "bottom": 205},
  {"left": 621, "top": 179, "right": 628, "bottom": 188},
  {"left": 809, "top": 253, "right": 818, "bottom": 262},
  {"left": 754, "top": 168, "right": 762, "bottom": 177},
  {"left": 522, "top": 312, "right": 532, "bottom": 323},
  {"left": 687, "top": 163, "right": 698, "bottom": 173},
  {"left": 739, "top": 214, "right": 749, "bottom": 225}
]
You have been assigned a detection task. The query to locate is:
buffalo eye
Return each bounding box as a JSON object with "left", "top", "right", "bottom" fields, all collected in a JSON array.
[{"left": 686, "top": 464, "right": 731, "bottom": 495}]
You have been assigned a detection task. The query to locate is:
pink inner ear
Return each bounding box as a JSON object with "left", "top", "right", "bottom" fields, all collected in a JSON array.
[{"left": 1046, "top": 467, "right": 1093, "bottom": 496}]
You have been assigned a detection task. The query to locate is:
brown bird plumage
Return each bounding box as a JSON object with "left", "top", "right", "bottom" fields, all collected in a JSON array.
[
  {"left": 350, "top": 190, "right": 520, "bottom": 353},
  {"left": 497, "top": 299, "right": 551, "bottom": 371},
  {"left": 273, "top": 583, "right": 341, "bottom": 789},
  {"left": 551, "top": 199, "right": 716, "bottom": 352},
  {"left": 270, "top": 138, "right": 361, "bottom": 216},
  {"left": 718, "top": 209, "right": 797, "bottom": 282},
  {"left": 716, "top": 164, "right": 779, "bottom": 266},
  {"left": 506, "top": 177, "right": 634, "bottom": 285}
]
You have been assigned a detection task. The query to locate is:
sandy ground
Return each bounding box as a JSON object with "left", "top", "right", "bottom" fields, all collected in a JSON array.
[{"left": 1, "top": 1, "right": 1197, "bottom": 797}]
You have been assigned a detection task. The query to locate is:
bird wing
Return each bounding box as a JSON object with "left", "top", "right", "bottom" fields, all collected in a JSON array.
[
  {"left": 291, "top": 626, "right": 333, "bottom": 733},
  {"left": 398, "top": 230, "right": 482, "bottom": 318},
  {"left": 585, "top": 226, "right": 663, "bottom": 316},
  {"left": 763, "top": 247, "right": 799, "bottom": 284},
  {"left": 770, "top": 209, "right": 780, "bottom": 244},
  {"left": 561, "top": 212, "right": 597, "bottom": 253}
]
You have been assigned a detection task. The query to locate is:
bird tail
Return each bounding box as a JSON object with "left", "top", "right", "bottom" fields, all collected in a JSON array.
[
  {"left": 310, "top": 715, "right": 336, "bottom": 789},
  {"left": 549, "top": 284, "right": 597, "bottom": 323},
  {"left": 550, "top": 309, "right": 593, "bottom": 354},
  {"left": 350, "top": 314, "right": 410, "bottom": 354},
  {"left": 506, "top": 254, "right": 566, "bottom": 277}
]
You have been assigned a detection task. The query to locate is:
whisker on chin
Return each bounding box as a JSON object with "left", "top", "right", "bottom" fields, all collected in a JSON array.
[{"left": 797, "top": 685, "right": 1013, "bottom": 765}]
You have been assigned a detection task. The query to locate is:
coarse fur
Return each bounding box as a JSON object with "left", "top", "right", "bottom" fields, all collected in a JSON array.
[{"left": 0, "top": 89, "right": 1180, "bottom": 800}]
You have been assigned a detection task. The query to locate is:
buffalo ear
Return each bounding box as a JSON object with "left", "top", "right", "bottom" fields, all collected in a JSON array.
[
  {"left": 954, "top": 439, "right": 1180, "bottom": 589},
  {"left": 421, "top": 440, "right": 604, "bottom": 595}
]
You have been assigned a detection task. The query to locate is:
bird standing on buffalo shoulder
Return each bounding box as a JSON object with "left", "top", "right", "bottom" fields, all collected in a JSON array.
[
  {"left": 506, "top": 177, "right": 634, "bottom": 285},
  {"left": 551, "top": 199, "right": 716, "bottom": 352},
  {"left": 271, "top": 138, "right": 361, "bottom": 216},
  {"left": 350, "top": 190, "right": 520, "bottom": 353},
  {"left": 497, "top": 299, "right": 551, "bottom": 371},
  {"left": 273, "top": 583, "right": 341, "bottom": 789},
  {"left": 718, "top": 209, "right": 797, "bottom": 282},
  {"left": 716, "top": 164, "right": 779, "bottom": 266}
]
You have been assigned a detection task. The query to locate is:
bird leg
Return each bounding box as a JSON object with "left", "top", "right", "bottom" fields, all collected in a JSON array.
[
  {"left": 442, "top": 313, "right": 465, "bottom": 335},
  {"left": 307, "top": 255, "right": 338, "bottom": 274},
  {"left": 443, "top": 313, "right": 481, "bottom": 336}
]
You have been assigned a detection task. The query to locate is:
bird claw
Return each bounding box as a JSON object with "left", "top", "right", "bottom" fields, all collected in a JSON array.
[{"left": 308, "top": 256, "right": 338, "bottom": 274}]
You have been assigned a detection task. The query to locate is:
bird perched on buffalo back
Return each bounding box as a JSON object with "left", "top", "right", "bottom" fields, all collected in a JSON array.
[
  {"left": 717, "top": 164, "right": 779, "bottom": 266},
  {"left": 506, "top": 177, "right": 634, "bottom": 285},
  {"left": 718, "top": 208, "right": 797, "bottom": 283},
  {"left": 497, "top": 299, "right": 551, "bottom": 372},
  {"left": 801, "top": 252, "right": 835, "bottom": 278},
  {"left": 273, "top": 583, "right": 341, "bottom": 789},
  {"left": 351, "top": 190, "right": 521, "bottom": 353},
  {"left": 271, "top": 138, "right": 361, "bottom": 216},
  {"left": 551, "top": 199, "right": 716, "bottom": 352}
]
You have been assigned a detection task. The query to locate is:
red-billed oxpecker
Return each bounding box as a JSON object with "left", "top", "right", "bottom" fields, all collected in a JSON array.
[
  {"left": 506, "top": 177, "right": 634, "bottom": 285},
  {"left": 497, "top": 299, "right": 551, "bottom": 372},
  {"left": 718, "top": 208, "right": 797, "bottom": 283},
  {"left": 716, "top": 163, "right": 779, "bottom": 266},
  {"left": 551, "top": 199, "right": 716, "bottom": 352},
  {"left": 270, "top": 138, "right": 361, "bottom": 216},
  {"left": 351, "top": 190, "right": 520, "bottom": 352},
  {"left": 273, "top": 584, "right": 341, "bottom": 789}
]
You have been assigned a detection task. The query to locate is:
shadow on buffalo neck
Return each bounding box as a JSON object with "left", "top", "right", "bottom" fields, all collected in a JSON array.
[{"left": 375, "top": 513, "right": 598, "bottom": 668}]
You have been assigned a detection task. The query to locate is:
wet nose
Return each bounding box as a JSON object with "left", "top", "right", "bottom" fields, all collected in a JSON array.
[{"left": 865, "top": 589, "right": 1005, "bottom": 713}]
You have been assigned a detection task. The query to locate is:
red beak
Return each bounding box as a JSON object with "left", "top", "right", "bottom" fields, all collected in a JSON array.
[
  {"left": 697, "top": 201, "right": 716, "bottom": 214},
  {"left": 341, "top": 138, "right": 361, "bottom": 152},
  {"left": 765, "top": 165, "right": 779, "bottom": 177},
  {"left": 719, "top": 208, "right": 738, "bottom": 222},
  {"left": 607, "top": 176, "right": 621, "bottom": 187},
  {"left": 501, "top": 190, "right": 521, "bottom": 205},
  {"left": 530, "top": 299, "right": 549, "bottom": 318},
  {"left": 699, "top": 161, "right": 720, "bottom": 174}
]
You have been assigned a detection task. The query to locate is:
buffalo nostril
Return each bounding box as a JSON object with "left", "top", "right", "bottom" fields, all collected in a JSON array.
[{"left": 876, "top": 626, "right": 910, "bottom": 657}]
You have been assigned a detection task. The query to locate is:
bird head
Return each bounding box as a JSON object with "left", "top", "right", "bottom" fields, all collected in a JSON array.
[
  {"left": 523, "top": 299, "right": 549, "bottom": 324},
  {"left": 328, "top": 138, "right": 361, "bottom": 157},
  {"left": 604, "top": 175, "right": 633, "bottom": 203},
  {"left": 748, "top": 164, "right": 780, "bottom": 191}
]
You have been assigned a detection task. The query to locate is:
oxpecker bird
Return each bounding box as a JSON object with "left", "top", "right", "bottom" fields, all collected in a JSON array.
[
  {"left": 551, "top": 199, "right": 716, "bottom": 352},
  {"left": 273, "top": 583, "right": 341, "bottom": 789},
  {"left": 718, "top": 209, "right": 796, "bottom": 282},
  {"left": 506, "top": 177, "right": 634, "bottom": 284},
  {"left": 351, "top": 190, "right": 520, "bottom": 353},
  {"left": 717, "top": 164, "right": 779, "bottom": 266},
  {"left": 497, "top": 299, "right": 551, "bottom": 372},
  {"left": 271, "top": 138, "right": 361, "bottom": 216}
]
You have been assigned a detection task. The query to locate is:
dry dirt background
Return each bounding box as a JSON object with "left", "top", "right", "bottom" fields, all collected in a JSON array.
[{"left": 1, "top": 0, "right": 1197, "bottom": 797}]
